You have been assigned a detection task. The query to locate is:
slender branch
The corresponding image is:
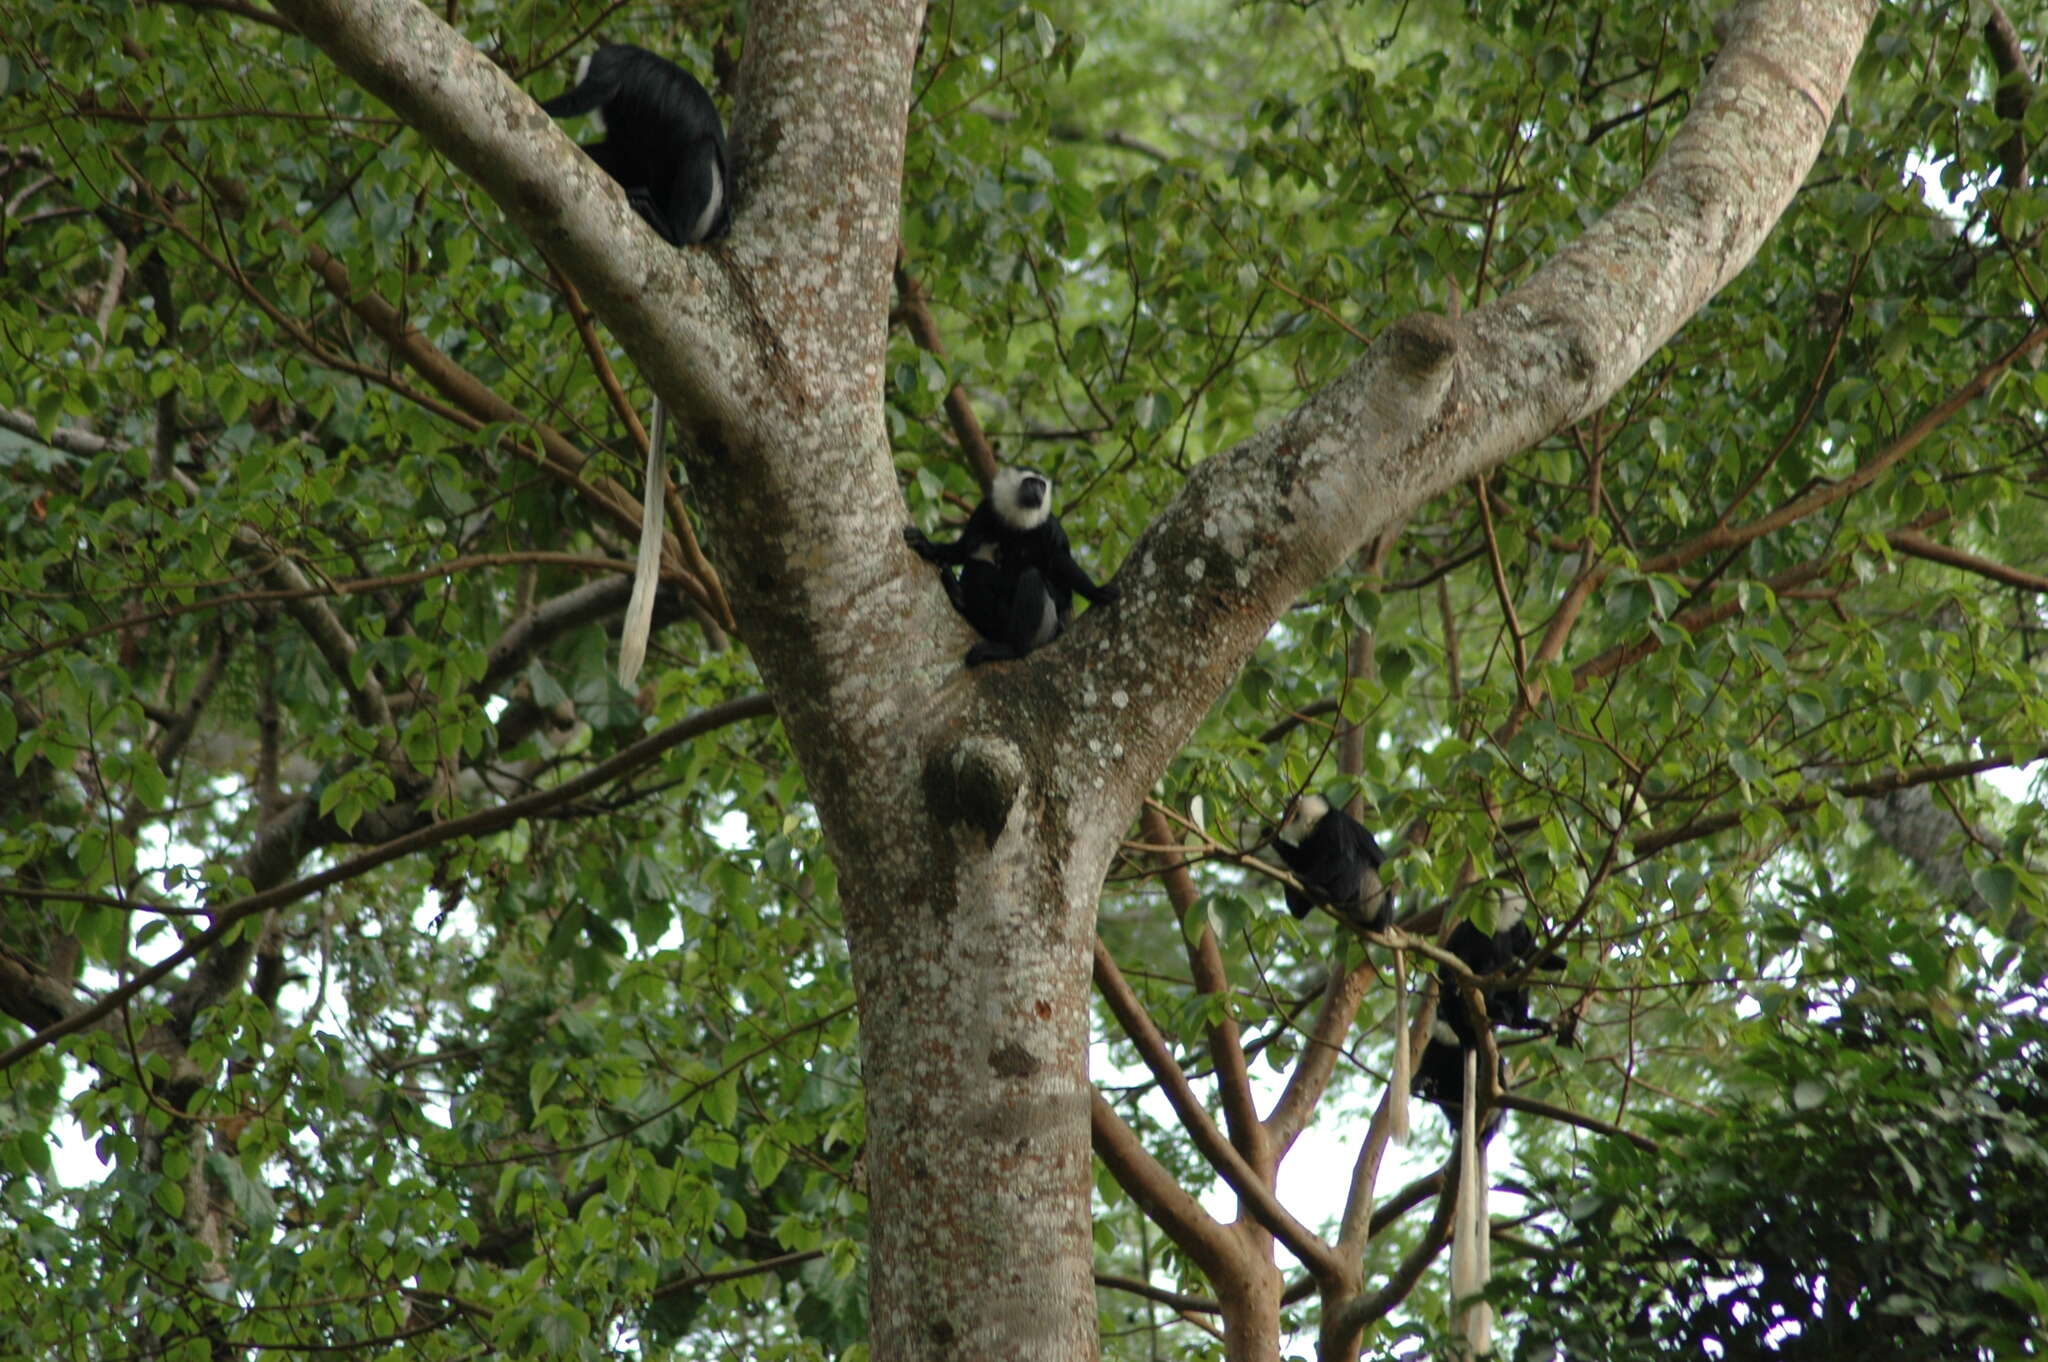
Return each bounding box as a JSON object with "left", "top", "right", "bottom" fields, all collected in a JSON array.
[
  {"left": 200, "top": 500, "right": 395, "bottom": 736},
  {"left": 1496, "top": 1093, "right": 1659, "bottom": 1150},
  {"left": 293, "top": 237, "right": 653, "bottom": 546},
  {"left": 1335, "top": 980, "right": 1440, "bottom": 1257},
  {"left": 1089, "top": 1090, "right": 1237, "bottom": 1280},
  {"left": 1093, "top": 940, "right": 1345, "bottom": 1281},
  {"left": 0, "top": 694, "right": 778, "bottom": 1073},
  {"left": 1584, "top": 84, "right": 1686, "bottom": 145},
  {"left": 1888, "top": 529, "right": 2048, "bottom": 592},
  {"left": 1327, "top": 1149, "right": 1462, "bottom": 1340},
  {"left": 1573, "top": 556, "right": 1834, "bottom": 686},
  {"left": 1140, "top": 805, "right": 1263, "bottom": 1164},
  {"left": 1262, "top": 957, "right": 1374, "bottom": 1156},
  {"left": 1257, "top": 697, "right": 1340, "bottom": 743},
  {"left": 894, "top": 250, "right": 999, "bottom": 488},
  {"left": 1369, "top": 1167, "right": 1448, "bottom": 1239},
  {"left": 548, "top": 262, "right": 735, "bottom": 633},
  {"left": 1512, "top": 316, "right": 2048, "bottom": 680},
  {"left": 1630, "top": 747, "right": 2048, "bottom": 858},
  {"left": 1642, "top": 320, "right": 2048, "bottom": 577},
  {"left": 153, "top": 0, "right": 297, "bottom": 32},
  {"left": 650, "top": 1250, "right": 825, "bottom": 1301},
  {"left": 550, "top": 259, "right": 651, "bottom": 450},
  {"left": 2, "top": 553, "right": 630, "bottom": 678},
  {"left": 1471, "top": 476, "right": 1532, "bottom": 708},
  {"left": 1091, "top": 1272, "right": 1221, "bottom": 1315}
]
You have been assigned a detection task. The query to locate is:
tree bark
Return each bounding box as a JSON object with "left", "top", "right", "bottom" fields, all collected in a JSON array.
[{"left": 1863, "top": 786, "right": 2033, "bottom": 940}]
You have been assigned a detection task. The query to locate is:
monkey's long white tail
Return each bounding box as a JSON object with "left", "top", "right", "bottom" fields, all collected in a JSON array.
[
  {"left": 616, "top": 398, "right": 667, "bottom": 689},
  {"left": 1474, "top": 1120, "right": 1494, "bottom": 1355},
  {"left": 1451, "top": 1047, "right": 1494, "bottom": 1355},
  {"left": 1388, "top": 949, "right": 1411, "bottom": 1144}
]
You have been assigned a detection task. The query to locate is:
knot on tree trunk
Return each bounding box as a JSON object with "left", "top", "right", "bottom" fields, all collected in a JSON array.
[
  {"left": 1378, "top": 311, "right": 1459, "bottom": 412},
  {"left": 922, "top": 734, "right": 1025, "bottom": 847}
]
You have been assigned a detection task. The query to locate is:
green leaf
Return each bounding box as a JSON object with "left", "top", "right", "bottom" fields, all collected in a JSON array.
[{"left": 1972, "top": 866, "right": 2017, "bottom": 914}]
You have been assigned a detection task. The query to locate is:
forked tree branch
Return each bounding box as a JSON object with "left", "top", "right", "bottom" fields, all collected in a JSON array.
[{"left": 1093, "top": 940, "right": 1345, "bottom": 1281}]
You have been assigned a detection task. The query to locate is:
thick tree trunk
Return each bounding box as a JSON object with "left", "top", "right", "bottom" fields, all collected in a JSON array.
[{"left": 849, "top": 790, "right": 1111, "bottom": 1356}]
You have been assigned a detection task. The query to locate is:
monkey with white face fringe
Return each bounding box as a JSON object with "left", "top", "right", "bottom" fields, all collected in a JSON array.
[
  {"left": 1272, "top": 793, "right": 1392, "bottom": 931},
  {"left": 1442, "top": 896, "right": 1568, "bottom": 1034},
  {"left": 1413, "top": 1016, "right": 1508, "bottom": 1134},
  {"left": 542, "top": 44, "right": 730, "bottom": 246},
  {"left": 903, "top": 468, "right": 1120, "bottom": 666},
  {"left": 1412, "top": 895, "right": 1567, "bottom": 1127}
]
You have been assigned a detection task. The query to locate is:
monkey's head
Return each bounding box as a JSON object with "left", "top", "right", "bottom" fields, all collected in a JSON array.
[
  {"left": 991, "top": 467, "right": 1051, "bottom": 531},
  {"left": 1276, "top": 792, "right": 1330, "bottom": 846}
]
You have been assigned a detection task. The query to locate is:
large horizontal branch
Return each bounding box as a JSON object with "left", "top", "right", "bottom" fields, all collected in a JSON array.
[
  {"left": 0, "top": 694, "right": 778, "bottom": 1074},
  {"left": 1055, "top": 0, "right": 1880, "bottom": 817}
]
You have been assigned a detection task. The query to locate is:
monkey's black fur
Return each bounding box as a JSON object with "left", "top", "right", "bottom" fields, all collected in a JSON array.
[
  {"left": 1271, "top": 793, "right": 1391, "bottom": 931},
  {"left": 543, "top": 44, "right": 731, "bottom": 245},
  {"left": 904, "top": 468, "right": 1119, "bottom": 666},
  {"left": 1412, "top": 1018, "right": 1507, "bottom": 1134},
  {"left": 1443, "top": 909, "right": 1568, "bottom": 1034},
  {"left": 1410, "top": 900, "right": 1567, "bottom": 1132}
]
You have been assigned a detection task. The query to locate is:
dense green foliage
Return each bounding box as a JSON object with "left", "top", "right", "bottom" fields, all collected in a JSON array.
[
  {"left": 2, "top": 0, "right": 2044, "bottom": 1357},
  {"left": 1515, "top": 977, "right": 2048, "bottom": 1360}
]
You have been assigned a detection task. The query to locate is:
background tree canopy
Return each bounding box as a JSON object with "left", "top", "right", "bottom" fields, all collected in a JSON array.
[{"left": 1, "top": 0, "right": 2044, "bottom": 1358}]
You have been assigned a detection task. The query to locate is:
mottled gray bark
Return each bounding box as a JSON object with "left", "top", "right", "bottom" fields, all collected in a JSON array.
[{"left": 1864, "top": 786, "right": 2034, "bottom": 940}]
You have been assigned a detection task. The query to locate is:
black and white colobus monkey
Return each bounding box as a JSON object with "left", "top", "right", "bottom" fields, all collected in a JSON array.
[
  {"left": 1411, "top": 894, "right": 1567, "bottom": 1124},
  {"left": 1271, "top": 793, "right": 1392, "bottom": 931},
  {"left": 542, "top": 44, "right": 731, "bottom": 245},
  {"left": 903, "top": 467, "right": 1120, "bottom": 666},
  {"left": 1412, "top": 1013, "right": 1508, "bottom": 1132},
  {"left": 1442, "top": 895, "right": 1568, "bottom": 1033},
  {"left": 540, "top": 44, "right": 729, "bottom": 685},
  {"left": 1270, "top": 791, "right": 1414, "bottom": 1139},
  {"left": 1416, "top": 896, "right": 1558, "bottom": 1357}
]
